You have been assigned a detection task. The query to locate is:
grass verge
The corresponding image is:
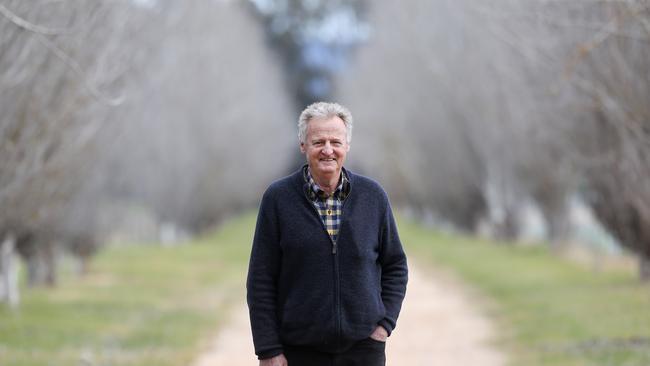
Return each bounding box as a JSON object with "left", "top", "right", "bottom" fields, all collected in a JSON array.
[
  {"left": 0, "top": 214, "right": 255, "bottom": 366},
  {"left": 400, "top": 218, "right": 650, "bottom": 366}
]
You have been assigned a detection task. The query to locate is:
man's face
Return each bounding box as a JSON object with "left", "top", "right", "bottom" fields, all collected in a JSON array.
[{"left": 300, "top": 116, "right": 350, "bottom": 179}]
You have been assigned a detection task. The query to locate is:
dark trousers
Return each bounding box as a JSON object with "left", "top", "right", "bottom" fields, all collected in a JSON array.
[{"left": 284, "top": 338, "right": 386, "bottom": 366}]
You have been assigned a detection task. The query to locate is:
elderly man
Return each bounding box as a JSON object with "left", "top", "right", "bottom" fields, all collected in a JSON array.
[{"left": 247, "top": 102, "right": 408, "bottom": 366}]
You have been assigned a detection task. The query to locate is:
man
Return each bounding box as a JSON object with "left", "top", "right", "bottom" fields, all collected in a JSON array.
[{"left": 247, "top": 102, "right": 408, "bottom": 366}]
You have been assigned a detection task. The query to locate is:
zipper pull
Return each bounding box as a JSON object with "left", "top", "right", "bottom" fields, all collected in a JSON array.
[{"left": 332, "top": 242, "right": 337, "bottom": 254}]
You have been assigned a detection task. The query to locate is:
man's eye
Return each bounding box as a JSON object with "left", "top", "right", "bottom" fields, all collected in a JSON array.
[{"left": 333, "top": 142, "right": 342, "bottom": 146}]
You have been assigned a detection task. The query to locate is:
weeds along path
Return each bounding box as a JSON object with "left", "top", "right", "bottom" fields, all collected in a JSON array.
[{"left": 190, "top": 261, "right": 506, "bottom": 366}]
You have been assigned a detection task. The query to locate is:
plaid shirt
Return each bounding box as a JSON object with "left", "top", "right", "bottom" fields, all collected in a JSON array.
[{"left": 304, "top": 166, "right": 350, "bottom": 244}]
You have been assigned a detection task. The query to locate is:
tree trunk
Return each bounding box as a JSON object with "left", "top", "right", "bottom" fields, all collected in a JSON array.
[
  {"left": 26, "top": 255, "right": 43, "bottom": 287},
  {"left": 543, "top": 207, "right": 570, "bottom": 249},
  {"left": 494, "top": 207, "right": 519, "bottom": 242},
  {"left": 1, "top": 233, "right": 20, "bottom": 308},
  {"left": 44, "top": 242, "right": 57, "bottom": 287},
  {"left": 640, "top": 255, "right": 650, "bottom": 282},
  {"left": 80, "top": 255, "right": 90, "bottom": 276}
]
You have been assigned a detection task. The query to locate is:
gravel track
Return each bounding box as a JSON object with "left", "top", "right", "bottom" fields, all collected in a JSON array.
[{"left": 191, "top": 262, "right": 506, "bottom": 366}]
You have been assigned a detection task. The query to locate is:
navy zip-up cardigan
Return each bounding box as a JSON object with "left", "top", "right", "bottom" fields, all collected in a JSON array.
[{"left": 246, "top": 166, "right": 408, "bottom": 359}]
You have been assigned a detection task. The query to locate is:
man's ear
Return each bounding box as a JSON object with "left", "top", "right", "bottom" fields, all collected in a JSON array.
[{"left": 299, "top": 142, "right": 306, "bottom": 154}]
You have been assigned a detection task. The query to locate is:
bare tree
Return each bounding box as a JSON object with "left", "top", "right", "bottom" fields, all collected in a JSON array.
[
  {"left": 0, "top": 0, "right": 137, "bottom": 304},
  {"left": 338, "top": 0, "right": 512, "bottom": 232},
  {"left": 563, "top": 1, "right": 650, "bottom": 279},
  {"left": 481, "top": 0, "right": 650, "bottom": 277},
  {"left": 336, "top": 0, "right": 650, "bottom": 278},
  {"left": 1, "top": 0, "right": 296, "bottom": 305},
  {"left": 98, "top": 1, "right": 295, "bottom": 234}
]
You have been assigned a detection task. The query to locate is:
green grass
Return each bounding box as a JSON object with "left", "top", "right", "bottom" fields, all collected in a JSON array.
[
  {"left": 3, "top": 212, "right": 649, "bottom": 366},
  {"left": 400, "top": 218, "right": 650, "bottom": 366},
  {"left": 0, "top": 213, "right": 255, "bottom": 366}
]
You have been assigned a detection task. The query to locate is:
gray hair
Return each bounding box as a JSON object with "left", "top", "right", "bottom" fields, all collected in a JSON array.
[{"left": 298, "top": 102, "right": 353, "bottom": 144}]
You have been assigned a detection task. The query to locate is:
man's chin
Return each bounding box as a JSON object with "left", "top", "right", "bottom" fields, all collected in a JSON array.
[{"left": 313, "top": 165, "right": 338, "bottom": 175}]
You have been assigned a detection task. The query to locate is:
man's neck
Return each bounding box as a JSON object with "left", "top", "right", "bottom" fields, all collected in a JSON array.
[{"left": 312, "top": 171, "right": 341, "bottom": 195}]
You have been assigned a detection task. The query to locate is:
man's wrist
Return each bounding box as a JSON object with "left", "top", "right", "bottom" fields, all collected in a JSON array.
[
  {"left": 257, "top": 348, "right": 284, "bottom": 360},
  {"left": 259, "top": 353, "right": 287, "bottom": 366},
  {"left": 377, "top": 319, "right": 394, "bottom": 336},
  {"left": 370, "top": 325, "right": 388, "bottom": 341}
]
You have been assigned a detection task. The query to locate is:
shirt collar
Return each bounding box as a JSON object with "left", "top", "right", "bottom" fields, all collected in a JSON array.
[{"left": 303, "top": 165, "right": 350, "bottom": 201}]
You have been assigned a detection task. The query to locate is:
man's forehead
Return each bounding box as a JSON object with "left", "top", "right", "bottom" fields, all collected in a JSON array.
[
  {"left": 308, "top": 118, "right": 346, "bottom": 134},
  {"left": 309, "top": 127, "right": 346, "bottom": 136}
]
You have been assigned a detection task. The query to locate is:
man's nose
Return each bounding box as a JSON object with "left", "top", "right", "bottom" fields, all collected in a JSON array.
[{"left": 322, "top": 142, "right": 333, "bottom": 155}]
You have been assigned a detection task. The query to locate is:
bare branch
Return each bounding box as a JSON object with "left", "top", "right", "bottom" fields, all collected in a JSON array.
[
  {"left": 35, "top": 34, "right": 125, "bottom": 106},
  {"left": 0, "top": 4, "right": 71, "bottom": 35}
]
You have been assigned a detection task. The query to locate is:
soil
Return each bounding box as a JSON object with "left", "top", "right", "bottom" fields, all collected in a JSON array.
[{"left": 190, "top": 262, "right": 506, "bottom": 366}]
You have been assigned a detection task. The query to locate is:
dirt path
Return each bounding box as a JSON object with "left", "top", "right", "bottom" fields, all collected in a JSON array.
[{"left": 190, "top": 262, "right": 506, "bottom": 366}]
